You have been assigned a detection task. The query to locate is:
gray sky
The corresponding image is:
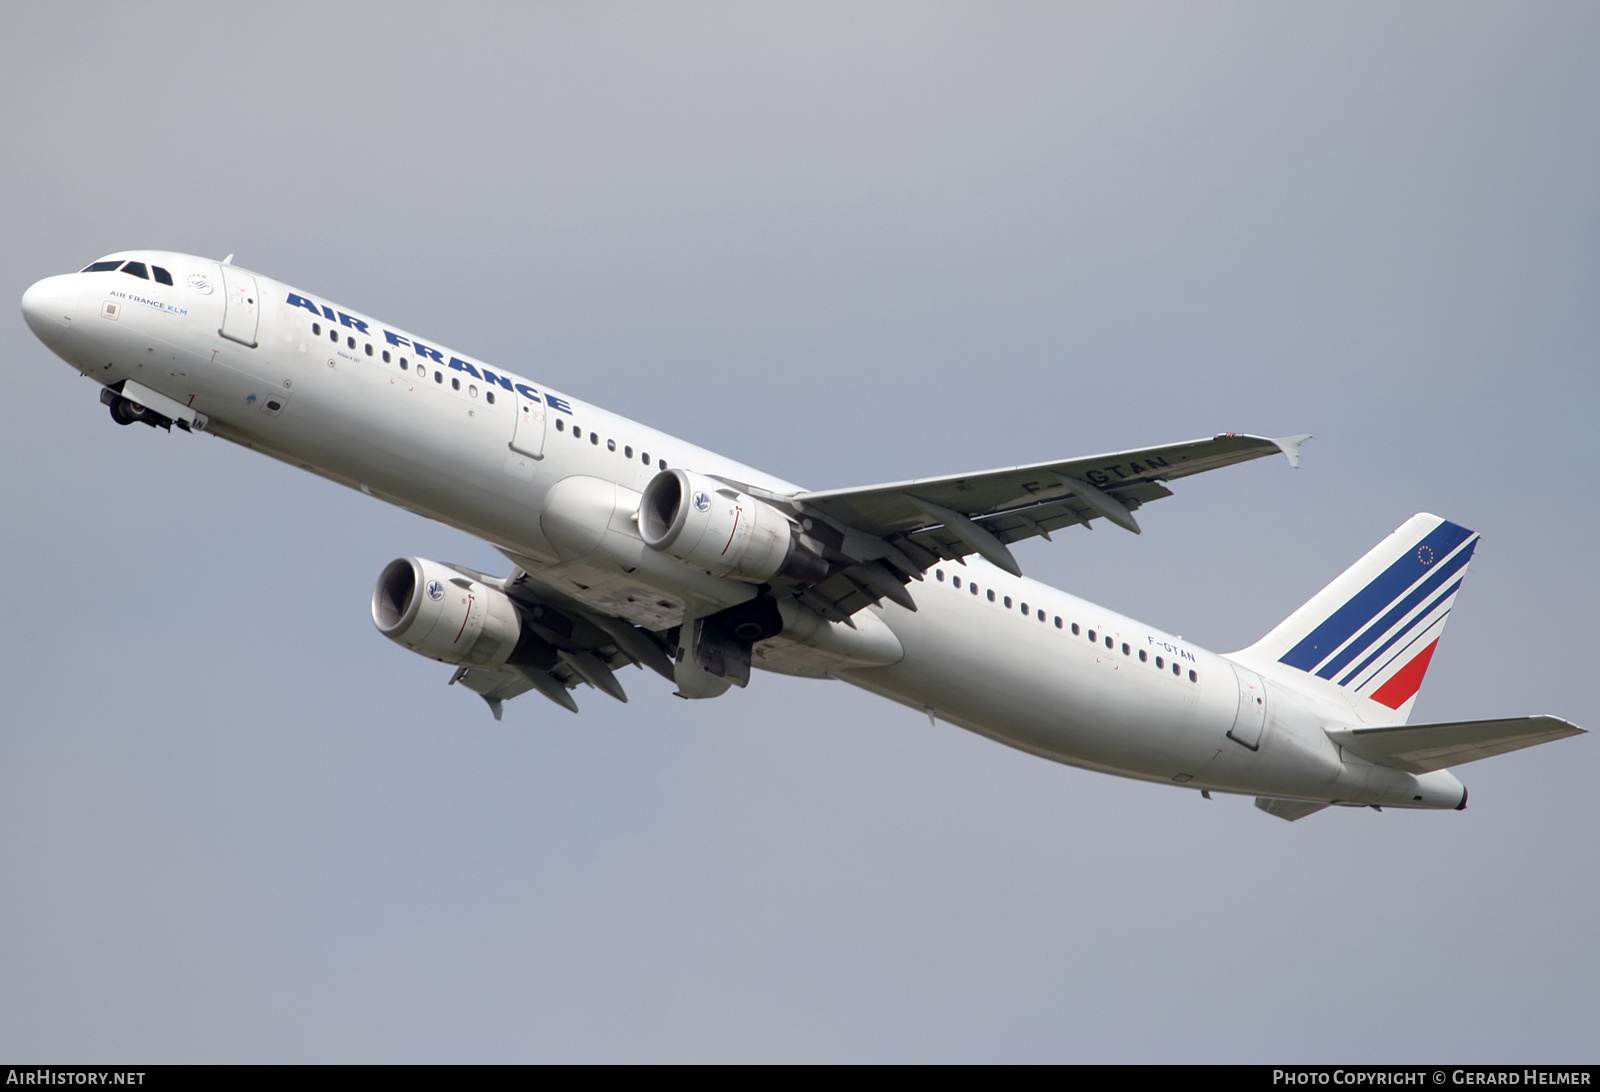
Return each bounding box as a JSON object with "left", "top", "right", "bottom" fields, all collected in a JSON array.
[{"left": 2, "top": 2, "right": 1596, "bottom": 1062}]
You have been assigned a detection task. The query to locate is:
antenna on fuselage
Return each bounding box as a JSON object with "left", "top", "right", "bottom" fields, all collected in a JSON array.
[{"left": 221, "top": 254, "right": 234, "bottom": 265}]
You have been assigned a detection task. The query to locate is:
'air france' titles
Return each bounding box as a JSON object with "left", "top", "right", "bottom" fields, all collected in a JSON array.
[{"left": 285, "top": 292, "right": 572, "bottom": 414}]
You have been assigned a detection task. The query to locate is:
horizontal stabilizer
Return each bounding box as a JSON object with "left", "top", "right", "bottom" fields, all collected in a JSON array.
[
  {"left": 1326, "top": 715, "right": 1584, "bottom": 774},
  {"left": 1255, "top": 797, "right": 1331, "bottom": 822}
]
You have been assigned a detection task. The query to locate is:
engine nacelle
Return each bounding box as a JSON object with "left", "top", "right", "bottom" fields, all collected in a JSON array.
[
  {"left": 639, "top": 469, "right": 822, "bottom": 583},
  {"left": 371, "top": 557, "right": 523, "bottom": 668}
]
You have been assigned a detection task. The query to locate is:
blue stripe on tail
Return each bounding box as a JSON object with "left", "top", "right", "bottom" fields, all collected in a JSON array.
[
  {"left": 1338, "top": 576, "right": 1462, "bottom": 686},
  {"left": 1315, "top": 541, "right": 1476, "bottom": 680},
  {"left": 1279, "top": 520, "right": 1474, "bottom": 673}
]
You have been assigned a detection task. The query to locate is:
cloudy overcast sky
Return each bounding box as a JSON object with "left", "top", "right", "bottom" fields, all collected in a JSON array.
[{"left": 2, "top": 2, "right": 1596, "bottom": 1062}]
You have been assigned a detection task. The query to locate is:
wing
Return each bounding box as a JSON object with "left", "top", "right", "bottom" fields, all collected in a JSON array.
[
  {"left": 453, "top": 432, "right": 1307, "bottom": 704},
  {"left": 441, "top": 562, "right": 678, "bottom": 718},
  {"left": 764, "top": 433, "right": 1307, "bottom": 623}
]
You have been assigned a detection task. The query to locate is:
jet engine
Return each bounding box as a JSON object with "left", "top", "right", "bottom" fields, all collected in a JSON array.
[
  {"left": 639, "top": 469, "right": 825, "bottom": 583},
  {"left": 371, "top": 557, "right": 526, "bottom": 668}
]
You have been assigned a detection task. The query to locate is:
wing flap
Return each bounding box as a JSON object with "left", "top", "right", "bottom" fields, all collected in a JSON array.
[
  {"left": 1326, "top": 715, "right": 1584, "bottom": 774},
  {"left": 452, "top": 664, "right": 580, "bottom": 717},
  {"left": 793, "top": 433, "right": 1296, "bottom": 540},
  {"left": 431, "top": 560, "right": 682, "bottom": 718}
]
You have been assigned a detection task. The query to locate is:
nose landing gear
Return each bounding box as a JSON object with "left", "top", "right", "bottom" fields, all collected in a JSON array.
[{"left": 100, "top": 385, "right": 173, "bottom": 430}]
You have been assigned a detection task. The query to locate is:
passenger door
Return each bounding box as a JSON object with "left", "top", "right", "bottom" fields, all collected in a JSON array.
[
  {"left": 217, "top": 264, "right": 260, "bottom": 348},
  {"left": 1227, "top": 663, "right": 1268, "bottom": 751},
  {"left": 510, "top": 388, "right": 546, "bottom": 459}
]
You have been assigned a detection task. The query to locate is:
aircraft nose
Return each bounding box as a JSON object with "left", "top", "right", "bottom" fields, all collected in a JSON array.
[{"left": 21, "top": 274, "right": 79, "bottom": 346}]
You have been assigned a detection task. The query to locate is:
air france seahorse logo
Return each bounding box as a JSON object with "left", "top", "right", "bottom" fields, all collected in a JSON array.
[
  {"left": 426, "top": 579, "right": 445, "bottom": 601},
  {"left": 692, "top": 491, "right": 711, "bottom": 513}
]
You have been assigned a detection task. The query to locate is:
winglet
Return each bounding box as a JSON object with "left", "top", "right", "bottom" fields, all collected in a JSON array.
[{"left": 1272, "top": 434, "right": 1312, "bottom": 469}]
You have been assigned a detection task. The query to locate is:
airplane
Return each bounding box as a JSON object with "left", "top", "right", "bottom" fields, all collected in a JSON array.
[{"left": 20, "top": 250, "right": 1584, "bottom": 821}]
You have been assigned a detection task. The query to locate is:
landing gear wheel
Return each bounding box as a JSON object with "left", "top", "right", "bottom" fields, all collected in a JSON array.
[{"left": 108, "top": 396, "right": 144, "bottom": 426}]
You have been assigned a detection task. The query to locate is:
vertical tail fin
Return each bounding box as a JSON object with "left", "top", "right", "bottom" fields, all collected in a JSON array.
[{"left": 1234, "top": 514, "right": 1478, "bottom": 725}]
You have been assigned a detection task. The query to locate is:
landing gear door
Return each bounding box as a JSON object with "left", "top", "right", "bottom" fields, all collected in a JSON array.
[
  {"left": 1227, "top": 663, "right": 1267, "bottom": 751},
  {"left": 217, "top": 264, "right": 260, "bottom": 348},
  {"left": 510, "top": 389, "right": 546, "bottom": 459}
]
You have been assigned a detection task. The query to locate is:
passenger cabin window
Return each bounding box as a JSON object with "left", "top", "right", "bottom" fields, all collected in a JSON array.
[
  {"left": 151, "top": 265, "right": 173, "bottom": 285},
  {"left": 1071, "top": 623, "right": 1080, "bottom": 636},
  {"left": 312, "top": 322, "right": 321, "bottom": 336},
  {"left": 1003, "top": 596, "right": 1012, "bottom": 608},
  {"left": 1105, "top": 636, "right": 1114, "bottom": 649},
  {"left": 382, "top": 350, "right": 390, "bottom": 363},
  {"left": 485, "top": 391, "right": 495, "bottom": 404},
  {"left": 451, "top": 377, "right": 461, "bottom": 391},
  {"left": 1138, "top": 650, "right": 1148, "bottom": 662},
  {"left": 658, "top": 459, "right": 666, "bottom": 470},
  {"left": 346, "top": 336, "right": 356, "bottom": 350},
  {"left": 1172, "top": 663, "right": 1180, "bottom": 676},
  {"left": 120, "top": 261, "right": 149, "bottom": 280},
  {"left": 1087, "top": 630, "right": 1096, "bottom": 642},
  {"left": 607, "top": 439, "right": 616, "bottom": 452},
  {"left": 82, "top": 260, "right": 122, "bottom": 272},
  {"left": 590, "top": 433, "right": 600, "bottom": 445},
  {"left": 1189, "top": 670, "right": 1198, "bottom": 682},
  {"left": 555, "top": 419, "right": 564, "bottom": 431}
]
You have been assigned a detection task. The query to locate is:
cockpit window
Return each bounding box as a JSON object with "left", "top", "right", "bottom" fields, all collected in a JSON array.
[
  {"left": 82, "top": 260, "right": 122, "bottom": 272},
  {"left": 120, "top": 261, "right": 149, "bottom": 280},
  {"left": 151, "top": 265, "right": 173, "bottom": 286}
]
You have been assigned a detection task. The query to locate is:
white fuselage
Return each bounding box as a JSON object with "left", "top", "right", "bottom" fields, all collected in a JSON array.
[{"left": 22, "top": 252, "right": 1466, "bottom": 810}]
